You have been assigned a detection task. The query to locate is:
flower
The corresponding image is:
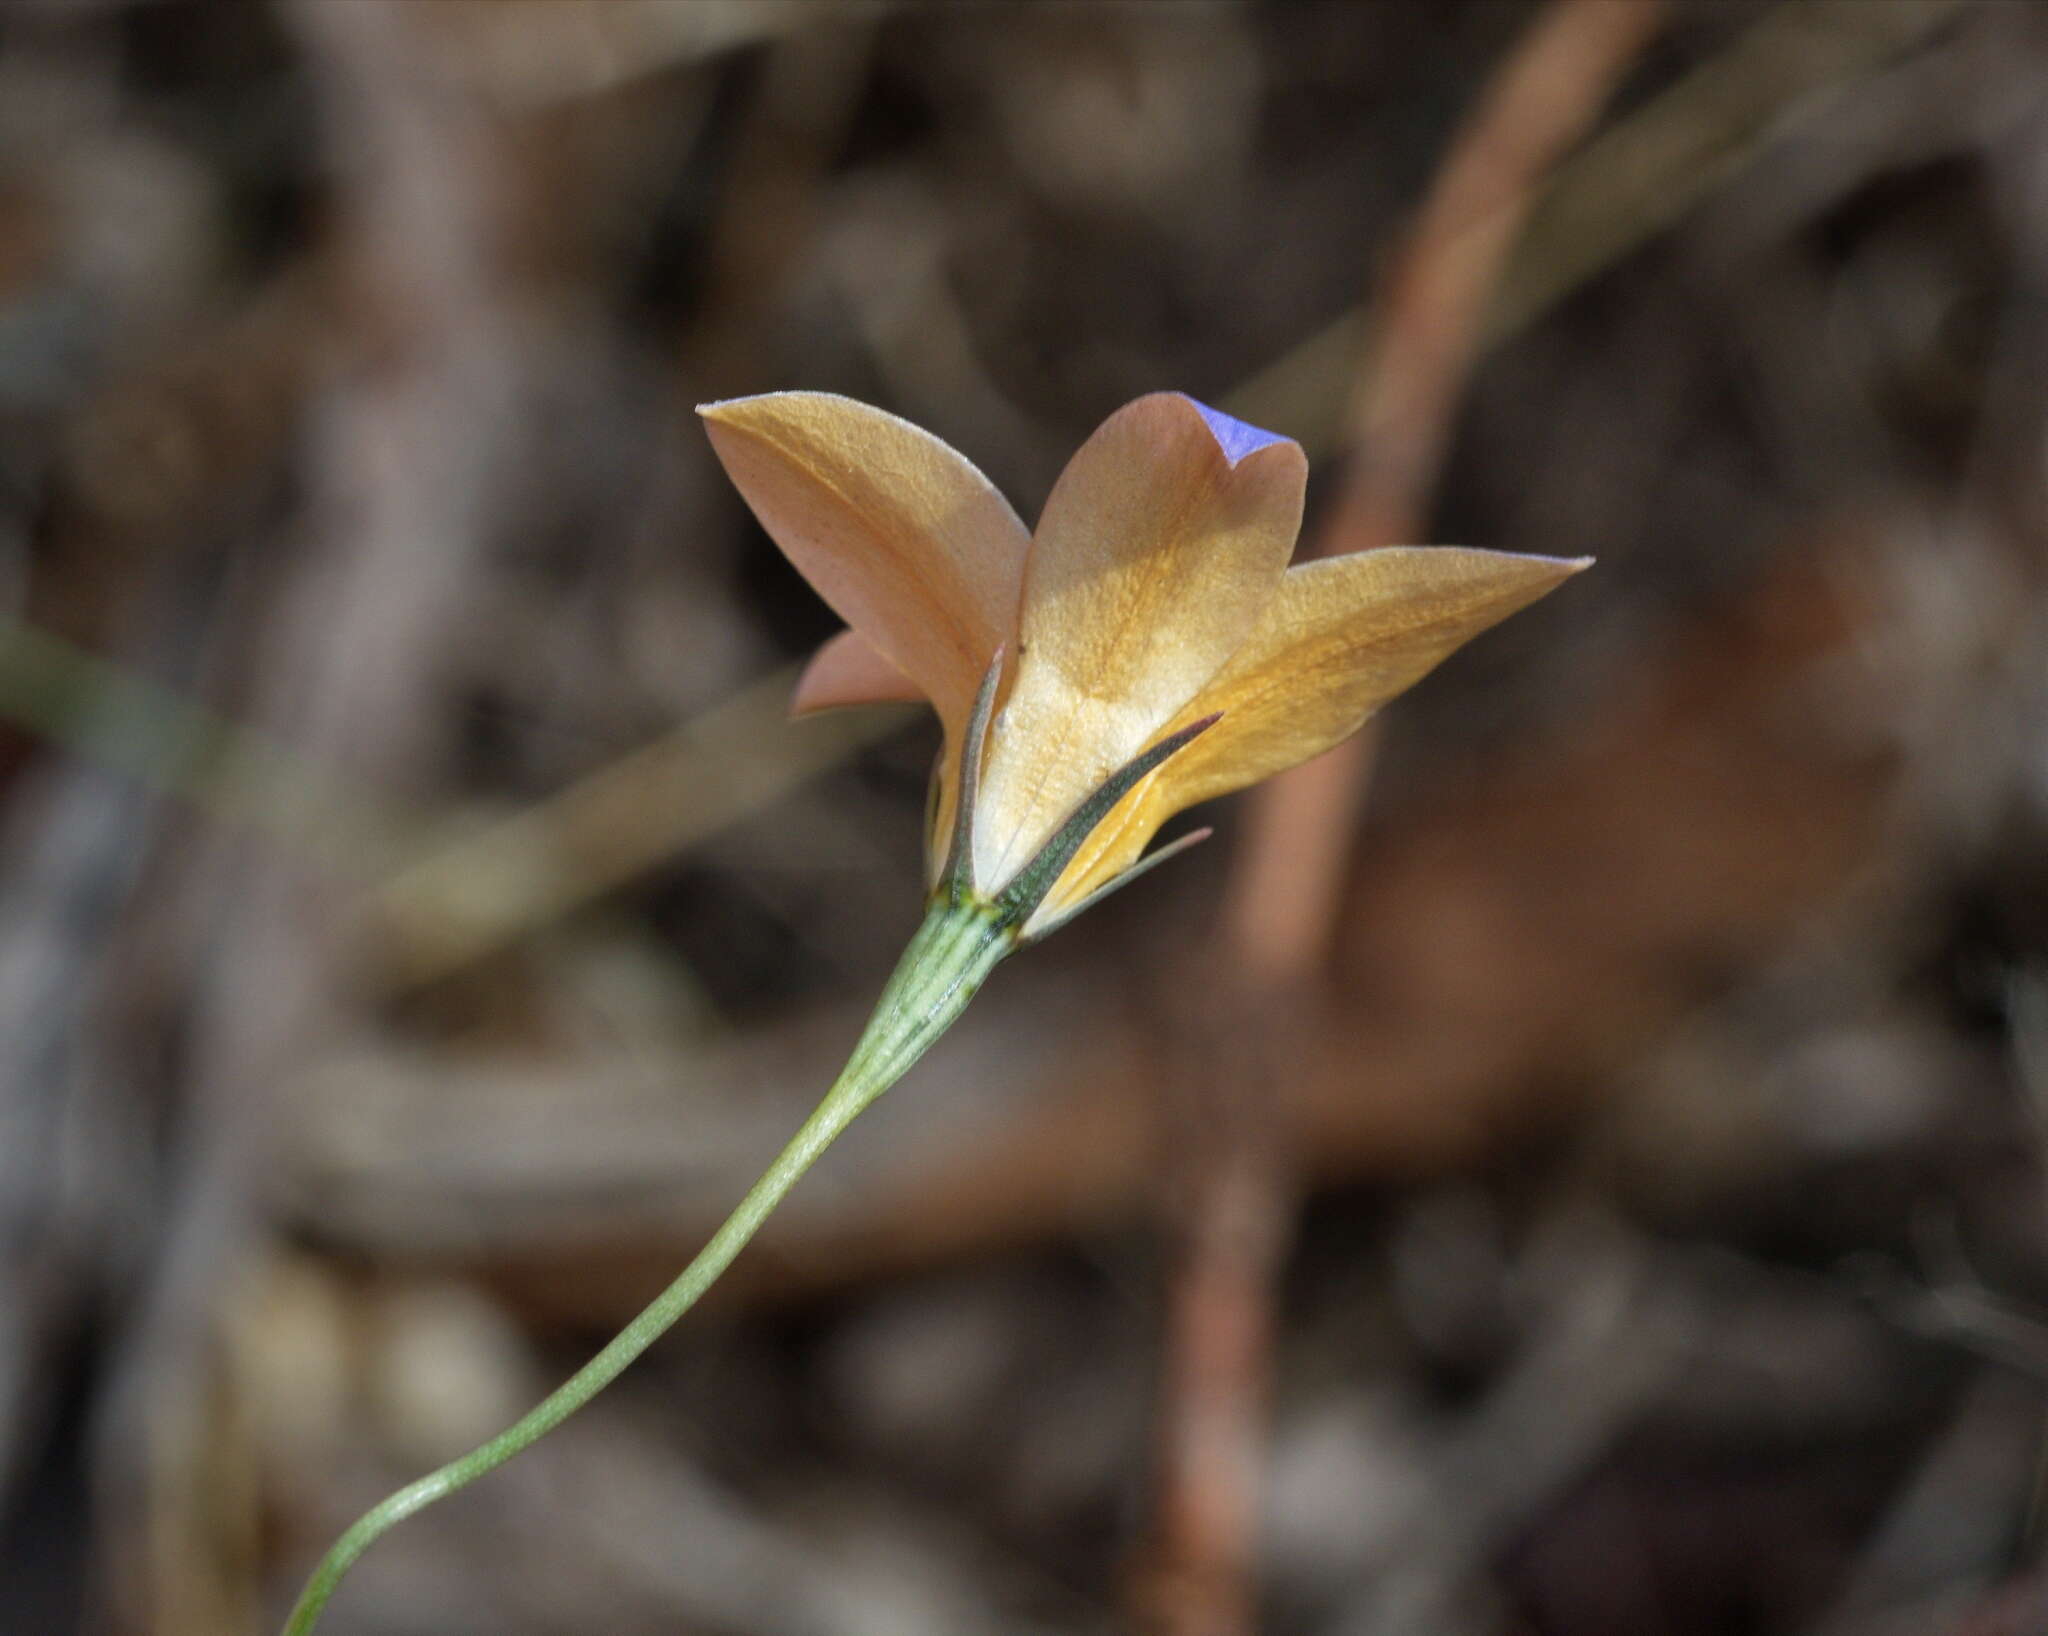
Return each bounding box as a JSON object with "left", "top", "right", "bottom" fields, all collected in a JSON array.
[
  {"left": 281, "top": 395, "right": 1592, "bottom": 1634},
  {"left": 700, "top": 390, "right": 1586, "bottom": 938}
]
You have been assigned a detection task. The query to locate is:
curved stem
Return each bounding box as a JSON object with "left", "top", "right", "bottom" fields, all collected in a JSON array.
[{"left": 281, "top": 900, "right": 1011, "bottom": 1636}]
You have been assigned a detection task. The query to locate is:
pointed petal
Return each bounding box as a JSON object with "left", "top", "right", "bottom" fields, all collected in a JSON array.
[
  {"left": 974, "top": 393, "right": 1305, "bottom": 887},
  {"left": 1052, "top": 546, "right": 1590, "bottom": 901},
  {"left": 790, "top": 629, "right": 926, "bottom": 718},
  {"left": 699, "top": 393, "right": 1030, "bottom": 730}
]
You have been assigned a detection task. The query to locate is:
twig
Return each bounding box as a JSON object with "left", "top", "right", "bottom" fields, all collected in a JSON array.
[{"left": 1135, "top": 4, "right": 1663, "bottom": 1631}]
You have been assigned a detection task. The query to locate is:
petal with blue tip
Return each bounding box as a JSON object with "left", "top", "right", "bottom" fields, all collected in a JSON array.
[{"left": 973, "top": 393, "right": 1305, "bottom": 887}]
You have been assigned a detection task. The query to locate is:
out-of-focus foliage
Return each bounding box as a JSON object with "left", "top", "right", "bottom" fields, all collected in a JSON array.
[{"left": 2, "top": 2, "right": 2046, "bottom": 1634}]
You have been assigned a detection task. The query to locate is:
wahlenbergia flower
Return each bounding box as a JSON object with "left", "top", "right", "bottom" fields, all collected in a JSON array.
[
  {"left": 702, "top": 389, "right": 1586, "bottom": 938},
  {"left": 281, "top": 392, "right": 1583, "bottom": 1635}
]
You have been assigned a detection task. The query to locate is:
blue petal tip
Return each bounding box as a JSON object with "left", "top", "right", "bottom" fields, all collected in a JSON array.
[{"left": 1186, "top": 397, "right": 1290, "bottom": 466}]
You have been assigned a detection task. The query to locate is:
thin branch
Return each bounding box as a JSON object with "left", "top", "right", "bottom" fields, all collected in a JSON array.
[{"left": 1137, "top": 5, "right": 1664, "bottom": 1632}]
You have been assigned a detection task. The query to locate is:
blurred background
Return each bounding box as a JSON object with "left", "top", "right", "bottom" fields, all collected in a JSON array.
[{"left": 3, "top": 1, "right": 2047, "bottom": 1632}]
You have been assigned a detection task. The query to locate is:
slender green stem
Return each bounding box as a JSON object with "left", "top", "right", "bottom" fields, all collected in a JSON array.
[{"left": 281, "top": 900, "right": 1012, "bottom": 1636}]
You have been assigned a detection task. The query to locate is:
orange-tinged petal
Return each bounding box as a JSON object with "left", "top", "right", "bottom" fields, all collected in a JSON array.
[
  {"left": 1044, "top": 546, "right": 1589, "bottom": 912},
  {"left": 974, "top": 394, "right": 1305, "bottom": 888},
  {"left": 698, "top": 393, "right": 1029, "bottom": 730},
  {"left": 790, "top": 629, "right": 925, "bottom": 717}
]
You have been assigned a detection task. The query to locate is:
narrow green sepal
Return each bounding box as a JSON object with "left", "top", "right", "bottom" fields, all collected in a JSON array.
[
  {"left": 1019, "top": 825, "right": 1215, "bottom": 944},
  {"left": 993, "top": 712, "right": 1222, "bottom": 928},
  {"left": 938, "top": 647, "right": 1005, "bottom": 907}
]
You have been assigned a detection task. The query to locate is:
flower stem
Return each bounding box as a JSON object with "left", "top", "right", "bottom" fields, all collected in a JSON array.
[{"left": 280, "top": 899, "right": 1011, "bottom": 1636}]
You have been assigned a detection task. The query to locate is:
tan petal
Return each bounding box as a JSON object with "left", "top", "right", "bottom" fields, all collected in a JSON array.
[
  {"left": 790, "top": 629, "right": 926, "bottom": 717},
  {"left": 974, "top": 393, "right": 1305, "bottom": 888},
  {"left": 699, "top": 393, "right": 1029, "bottom": 731},
  {"left": 1044, "top": 546, "right": 1589, "bottom": 912}
]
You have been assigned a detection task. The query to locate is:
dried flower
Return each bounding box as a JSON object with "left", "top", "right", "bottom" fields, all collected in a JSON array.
[{"left": 701, "top": 390, "right": 1586, "bottom": 936}]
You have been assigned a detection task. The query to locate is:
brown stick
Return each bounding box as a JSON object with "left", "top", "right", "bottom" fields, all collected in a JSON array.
[{"left": 1134, "top": 5, "right": 1663, "bottom": 1632}]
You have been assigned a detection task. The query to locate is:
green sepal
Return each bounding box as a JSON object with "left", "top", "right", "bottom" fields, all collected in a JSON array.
[
  {"left": 1018, "top": 825, "right": 1214, "bottom": 944},
  {"left": 936, "top": 647, "right": 1005, "bottom": 907},
  {"left": 991, "top": 712, "right": 1221, "bottom": 929}
]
